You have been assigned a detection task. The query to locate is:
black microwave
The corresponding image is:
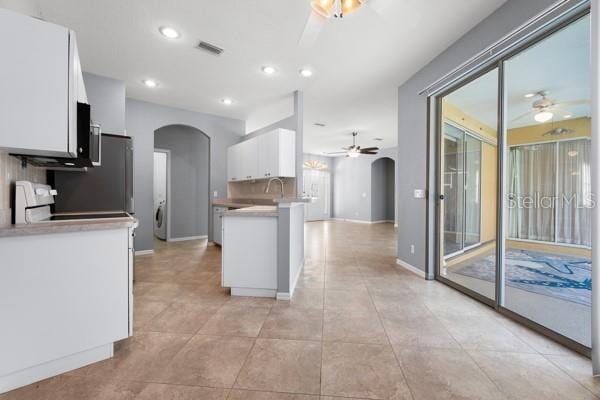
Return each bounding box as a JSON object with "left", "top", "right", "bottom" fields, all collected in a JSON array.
[{"left": 12, "top": 102, "right": 101, "bottom": 169}]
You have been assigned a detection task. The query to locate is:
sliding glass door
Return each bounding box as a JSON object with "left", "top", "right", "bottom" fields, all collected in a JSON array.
[
  {"left": 436, "top": 11, "right": 592, "bottom": 350},
  {"left": 503, "top": 13, "right": 592, "bottom": 347},
  {"left": 438, "top": 68, "right": 498, "bottom": 301}
]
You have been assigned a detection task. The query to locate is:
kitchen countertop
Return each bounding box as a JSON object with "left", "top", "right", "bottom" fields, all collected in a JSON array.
[
  {"left": 213, "top": 197, "right": 315, "bottom": 209},
  {"left": 223, "top": 205, "right": 278, "bottom": 217},
  {"left": 0, "top": 214, "right": 137, "bottom": 238}
]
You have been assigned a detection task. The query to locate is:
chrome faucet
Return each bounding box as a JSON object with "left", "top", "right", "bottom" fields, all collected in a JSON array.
[{"left": 264, "top": 178, "right": 285, "bottom": 198}]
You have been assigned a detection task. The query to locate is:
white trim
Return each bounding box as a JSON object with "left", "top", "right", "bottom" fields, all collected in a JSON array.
[
  {"left": 276, "top": 292, "right": 291, "bottom": 300},
  {"left": 396, "top": 258, "right": 426, "bottom": 278},
  {"left": 0, "top": 343, "right": 113, "bottom": 394},
  {"left": 591, "top": 0, "right": 599, "bottom": 375},
  {"left": 330, "top": 218, "right": 394, "bottom": 225},
  {"left": 167, "top": 235, "right": 208, "bottom": 243},
  {"left": 231, "top": 287, "right": 276, "bottom": 298},
  {"left": 153, "top": 148, "right": 172, "bottom": 241},
  {"left": 135, "top": 249, "right": 154, "bottom": 256},
  {"left": 288, "top": 258, "right": 305, "bottom": 299}
]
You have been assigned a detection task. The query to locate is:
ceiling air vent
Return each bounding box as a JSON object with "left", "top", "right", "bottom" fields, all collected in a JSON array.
[
  {"left": 373, "top": 137, "right": 384, "bottom": 141},
  {"left": 314, "top": 122, "right": 326, "bottom": 127},
  {"left": 197, "top": 41, "right": 224, "bottom": 56}
]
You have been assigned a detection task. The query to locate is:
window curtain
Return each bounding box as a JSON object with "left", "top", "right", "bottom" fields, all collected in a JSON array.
[
  {"left": 508, "top": 143, "right": 556, "bottom": 242},
  {"left": 556, "top": 139, "right": 592, "bottom": 247}
]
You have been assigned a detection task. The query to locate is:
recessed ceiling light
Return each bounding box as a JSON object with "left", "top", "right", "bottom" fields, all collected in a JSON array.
[
  {"left": 300, "top": 68, "right": 313, "bottom": 77},
  {"left": 524, "top": 93, "right": 536, "bottom": 98},
  {"left": 221, "top": 98, "right": 234, "bottom": 105},
  {"left": 262, "top": 66, "right": 276, "bottom": 75},
  {"left": 143, "top": 79, "right": 157, "bottom": 88},
  {"left": 563, "top": 114, "right": 573, "bottom": 119},
  {"left": 159, "top": 26, "right": 180, "bottom": 39}
]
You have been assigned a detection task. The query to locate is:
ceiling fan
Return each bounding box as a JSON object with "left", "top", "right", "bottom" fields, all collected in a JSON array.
[
  {"left": 327, "top": 132, "right": 379, "bottom": 157},
  {"left": 299, "top": 0, "right": 393, "bottom": 47},
  {"left": 511, "top": 91, "right": 590, "bottom": 124}
]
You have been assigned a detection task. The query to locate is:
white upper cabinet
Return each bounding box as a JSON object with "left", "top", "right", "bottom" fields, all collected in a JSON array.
[
  {"left": 227, "top": 129, "right": 296, "bottom": 182},
  {"left": 0, "top": 9, "right": 86, "bottom": 158},
  {"left": 257, "top": 129, "right": 295, "bottom": 179}
]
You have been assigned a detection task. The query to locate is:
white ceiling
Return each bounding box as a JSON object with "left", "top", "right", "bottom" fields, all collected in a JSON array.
[
  {"left": 7, "top": 0, "right": 507, "bottom": 153},
  {"left": 446, "top": 14, "right": 591, "bottom": 130}
]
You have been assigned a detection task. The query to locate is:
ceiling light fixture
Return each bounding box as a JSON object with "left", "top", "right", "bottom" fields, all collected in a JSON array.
[
  {"left": 221, "top": 98, "right": 234, "bottom": 105},
  {"left": 563, "top": 114, "right": 573, "bottom": 119},
  {"left": 143, "top": 79, "right": 157, "bottom": 88},
  {"left": 300, "top": 68, "right": 313, "bottom": 77},
  {"left": 311, "top": 0, "right": 363, "bottom": 18},
  {"left": 524, "top": 93, "right": 536, "bottom": 98},
  {"left": 534, "top": 111, "right": 553, "bottom": 123},
  {"left": 262, "top": 66, "right": 276, "bottom": 75},
  {"left": 159, "top": 26, "right": 180, "bottom": 39}
]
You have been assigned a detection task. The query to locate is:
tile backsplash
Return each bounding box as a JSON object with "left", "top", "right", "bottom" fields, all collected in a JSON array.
[
  {"left": 0, "top": 152, "right": 46, "bottom": 226},
  {"left": 228, "top": 178, "right": 296, "bottom": 201}
]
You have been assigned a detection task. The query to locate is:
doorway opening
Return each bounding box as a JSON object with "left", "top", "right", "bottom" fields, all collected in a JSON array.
[
  {"left": 371, "top": 157, "right": 396, "bottom": 224},
  {"left": 153, "top": 124, "right": 211, "bottom": 243},
  {"left": 153, "top": 149, "right": 170, "bottom": 241}
]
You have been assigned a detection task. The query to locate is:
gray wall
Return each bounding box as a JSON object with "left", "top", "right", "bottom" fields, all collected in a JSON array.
[
  {"left": 155, "top": 125, "right": 210, "bottom": 240},
  {"left": 371, "top": 157, "right": 395, "bottom": 222},
  {"left": 127, "top": 99, "right": 245, "bottom": 251},
  {"left": 83, "top": 72, "right": 126, "bottom": 134},
  {"left": 396, "top": 0, "right": 558, "bottom": 271},
  {"left": 332, "top": 147, "right": 397, "bottom": 223}
]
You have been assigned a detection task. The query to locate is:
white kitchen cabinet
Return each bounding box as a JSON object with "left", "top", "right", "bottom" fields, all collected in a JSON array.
[
  {"left": 0, "top": 227, "right": 133, "bottom": 393},
  {"left": 222, "top": 214, "right": 278, "bottom": 296},
  {"left": 227, "top": 129, "right": 295, "bottom": 182},
  {"left": 257, "top": 129, "right": 296, "bottom": 179},
  {"left": 0, "top": 9, "right": 86, "bottom": 158}
]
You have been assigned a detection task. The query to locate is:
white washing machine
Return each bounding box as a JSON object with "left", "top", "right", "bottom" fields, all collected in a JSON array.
[{"left": 154, "top": 201, "right": 167, "bottom": 240}]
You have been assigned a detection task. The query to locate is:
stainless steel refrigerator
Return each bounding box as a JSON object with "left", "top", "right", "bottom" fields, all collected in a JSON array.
[{"left": 51, "top": 134, "right": 134, "bottom": 214}]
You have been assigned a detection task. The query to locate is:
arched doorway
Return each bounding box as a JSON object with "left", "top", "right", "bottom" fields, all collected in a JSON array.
[
  {"left": 371, "top": 157, "right": 396, "bottom": 224},
  {"left": 153, "top": 124, "right": 210, "bottom": 243}
]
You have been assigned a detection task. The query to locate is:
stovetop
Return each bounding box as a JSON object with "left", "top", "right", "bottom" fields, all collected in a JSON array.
[{"left": 48, "top": 212, "right": 131, "bottom": 221}]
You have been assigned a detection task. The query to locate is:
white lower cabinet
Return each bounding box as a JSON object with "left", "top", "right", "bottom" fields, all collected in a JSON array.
[
  {"left": 0, "top": 227, "right": 133, "bottom": 394},
  {"left": 222, "top": 215, "right": 278, "bottom": 297}
]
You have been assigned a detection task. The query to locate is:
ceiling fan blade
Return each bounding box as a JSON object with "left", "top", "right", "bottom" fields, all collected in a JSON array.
[
  {"left": 326, "top": 151, "right": 348, "bottom": 155},
  {"left": 360, "top": 147, "right": 379, "bottom": 152},
  {"left": 510, "top": 111, "right": 533, "bottom": 122},
  {"left": 558, "top": 100, "right": 591, "bottom": 107},
  {"left": 360, "top": 151, "right": 379, "bottom": 155},
  {"left": 298, "top": 10, "right": 326, "bottom": 48}
]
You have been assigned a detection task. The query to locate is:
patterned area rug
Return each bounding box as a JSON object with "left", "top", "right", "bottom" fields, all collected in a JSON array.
[{"left": 453, "top": 249, "right": 591, "bottom": 306}]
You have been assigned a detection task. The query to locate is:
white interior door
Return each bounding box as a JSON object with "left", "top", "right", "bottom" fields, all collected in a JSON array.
[{"left": 304, "top": 170, "right": 330, "bottom": 221}]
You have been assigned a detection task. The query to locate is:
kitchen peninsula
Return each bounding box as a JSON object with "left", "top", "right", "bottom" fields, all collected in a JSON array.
[{"left": 220, "top": 198, "right": 310, "bottom": 300}]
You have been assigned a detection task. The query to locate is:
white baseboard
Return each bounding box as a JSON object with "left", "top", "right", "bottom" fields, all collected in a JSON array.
[
  {"left": 167, "top": 235, "right": 208, "bottom": 243},
  {"left": 331, "top": 218, "right": 395, "bottom": 225},
  {"left": 0, "top": 343, "right": 113, "bottom": 394},
  {"left": 276, "top": 292, "right": 291, "bottom": 300},
  {"left": 396, "top": 258, "right": 426, "bottom": 278},
  {"left": 231, "top": 287, "right": 276, "bottom": 298},
  {"left": 135, "top": 249, "right": 154, "bottom": 256}
]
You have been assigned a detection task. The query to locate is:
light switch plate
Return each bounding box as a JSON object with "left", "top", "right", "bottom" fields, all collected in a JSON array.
[
  {"left": 213, "top": 191, "right": 218, "bottom": 198},
  {"left": 413, "top": 189, "right": 426, "bottom": 199}
]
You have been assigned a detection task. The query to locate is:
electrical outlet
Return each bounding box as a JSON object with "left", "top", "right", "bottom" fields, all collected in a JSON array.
[
  {"left": 410, "top": 245, "right": 415, "bottom": 254},
  {"left": 213, "top": 191, "right": 218, "bottom": 198}
]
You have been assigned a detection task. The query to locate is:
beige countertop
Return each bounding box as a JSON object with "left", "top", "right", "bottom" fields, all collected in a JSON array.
[
  {"left": 223, "top": 205, "right": 278, "bottom": 217},
  {"left": 0, "top": 214, "right": 137, "bottom": 238}
]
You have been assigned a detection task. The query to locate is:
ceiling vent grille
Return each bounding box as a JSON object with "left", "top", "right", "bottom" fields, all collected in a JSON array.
[
  {"left": 196, "top": 41, "right": 224, "bottom": 55},
  {"left": 314, "top": 122, "right": 326, "bottom": 127}
]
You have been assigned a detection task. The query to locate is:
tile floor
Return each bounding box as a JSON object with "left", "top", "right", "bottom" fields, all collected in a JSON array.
[{"left": 2, "top": 221, "right": 599, "bottom": 399}]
